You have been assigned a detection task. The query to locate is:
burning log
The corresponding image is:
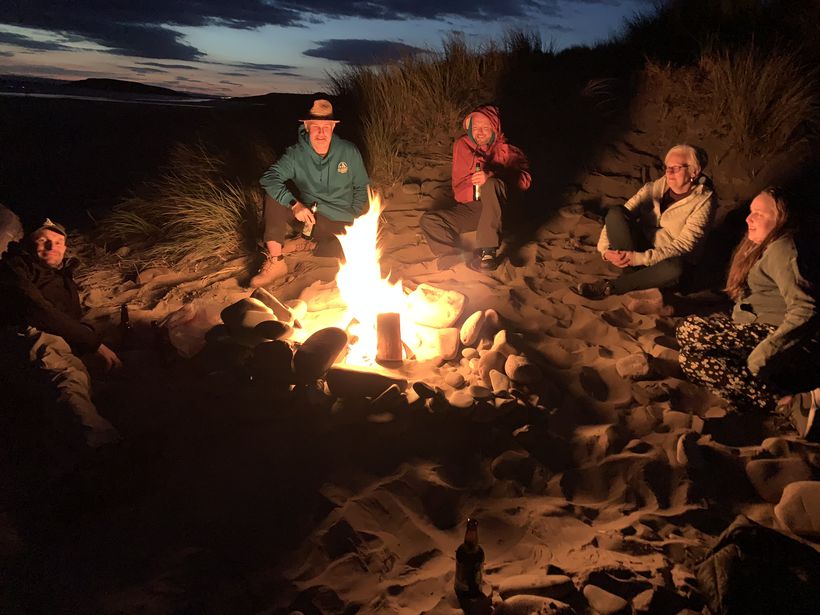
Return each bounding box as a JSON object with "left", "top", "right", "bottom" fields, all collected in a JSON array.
[{"left": 376, "top": 312, "right": 402, "bottom": 365}]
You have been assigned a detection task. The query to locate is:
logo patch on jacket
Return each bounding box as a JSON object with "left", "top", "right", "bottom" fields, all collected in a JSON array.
[{"left": 337, "top": 161, "right": 348, "bottom": 174}]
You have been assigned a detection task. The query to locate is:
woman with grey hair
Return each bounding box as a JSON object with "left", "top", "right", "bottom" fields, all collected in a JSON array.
[{"left": 576, "top": 144, "right": 717, "bottom": 299}]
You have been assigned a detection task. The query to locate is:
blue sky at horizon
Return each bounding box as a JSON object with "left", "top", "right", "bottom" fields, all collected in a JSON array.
[{"left": 0, "top": 1, "right": 655, "bottom": 97}]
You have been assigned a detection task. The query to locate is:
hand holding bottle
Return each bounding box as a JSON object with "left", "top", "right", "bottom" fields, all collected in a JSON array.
[{"left": 292, "top": 202, "right": 316, "bottom": 226}]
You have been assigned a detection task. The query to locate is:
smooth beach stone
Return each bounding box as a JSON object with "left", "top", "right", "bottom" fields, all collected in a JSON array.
[
  {"left": 254, "top": 319, "right": 293, "bottom": 341},
  {"left": 447, "top": 388, "right": 474, "bottom": 409},
  {"left": 460, "top": 310, "right": 487, "bottom": 346},
  {"left": 583, "top": 584, "right": 628, "bottom": 615},
  {"left": 444, "top": 371, "right": 465, "bottom": 388},
  {"left": 498, "top": 574, "right": 574, "bottom": 600},
  {"left": 369, "top": 384, "right": 405, "bottom": 414},
  {"left": 490, "top": 369, "right": 511, "bottom": 394},
  {"left": 774, "top": 481, "right": 820, "bottom": 538},
  {"left": 250, "top": 340, "right": 294, "bottom": 384},
  {"left": 662, "top": 409, "right": 692, "bottom": 430},
  {"left": 404, "top": 283, "right": 465, "bottom": 328},
  {"left": 412, "top": 381, "right": 437, "bottom": 399},
  {"left": 478, "top": 350, "right": 506, "bottom": 383},
  {"left": 251, "top": 287, "right": 295, "bottom": 322},
  {"left": 494, "top": 595, "right": 574, "bottom": 615},
  {"left": 283, "top": 299, "right": 308, "bottom": 322},
  {"left": 468, "top": 384, "right": 493, "bottom": 399},
  {"left": 505, "top": 354, "right": 542, "bottom": 384},
  {"left": 491, "top": 329, "right": 518, "bottom": 356},
  {"left": 293, "top": 327, "right": 348, "bottom": 383},
  {"left": 221, "top": 297, "right": 274, "bottom": 334},
  {"left": 761, "top": 437, "right": 790, "bottom": 457},
  {"left": 325, "top": 365, "right": 407, "bottom": 399},
  {"left": 484, "top": 307, "right": 500, "bottom": 329},
  {"left": 615, "top": 353, "right": 650, "bottom": 379},
  {"left": 745, "top": 458, "right": 812, "bottom": 503},
  {"left": 468, "top": 358, "right": 480, "bottom": 371},
  {"left": 462, "top": 347, "right": 479, "bottom": 359}
]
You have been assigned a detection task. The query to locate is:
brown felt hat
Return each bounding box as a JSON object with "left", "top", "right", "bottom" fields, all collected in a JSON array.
[{"left": 301, "top": 98, "right": 338, "bottom": 122}]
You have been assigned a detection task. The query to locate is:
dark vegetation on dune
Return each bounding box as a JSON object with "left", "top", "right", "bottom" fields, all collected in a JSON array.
[{"left": 2, "top": 1, "right": 820, "bottom": 613}]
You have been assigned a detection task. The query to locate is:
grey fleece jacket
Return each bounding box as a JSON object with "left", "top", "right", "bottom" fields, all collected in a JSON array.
[
  {"left": 732, "top": 236, "right": 817, "bottom": 375},
  {"left": 597, "top": 176, "right": 717, "bottom": 266}
]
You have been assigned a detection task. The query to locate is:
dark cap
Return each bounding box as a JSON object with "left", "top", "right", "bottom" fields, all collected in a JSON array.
[{"left": 31, "top": 217, "right": 67, "bottom": 237}]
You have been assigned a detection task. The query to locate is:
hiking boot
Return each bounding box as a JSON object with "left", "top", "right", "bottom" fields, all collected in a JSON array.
[
  {"left": 249, "top": 254, "right": 287, "bottom": 288},
  {"left": 282, "top": 236, "right": 318, "bottom": 255},
  {"left": 786, "top": 389, "right": 819, "bottom": 442},
  {"left": 575, "top": 279, "right": 613, "bottom": 300},
  {"left": 478, "top": 248, "right": 499, "bottom": 271}
]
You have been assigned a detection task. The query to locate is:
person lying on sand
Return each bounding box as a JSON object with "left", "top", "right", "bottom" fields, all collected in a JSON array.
[
  {"left": 576, "top": 144, "right": 717, "bottom": 299},
  {"left": 0, "top": 219, "right": 123, "bottom": 448},
  {"left": 676, "top": 187, "right": 819, "bottom": 442},
  {"left": 251, "top": 98, "right": 370, "bottom": 288},
  {"left": 420, "top": 104, "right": 531, "bottom": 271}
]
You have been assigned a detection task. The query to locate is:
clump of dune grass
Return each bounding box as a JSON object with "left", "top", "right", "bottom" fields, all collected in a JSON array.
[
  {"left": 330, "top": 32, "right": 548, "bottom": 186},
  {"left": 102, "top": 142, "right": 256, "bottom": 268},
  {"left": 700, "top": 46, "right": 818, "bottom": 157}
]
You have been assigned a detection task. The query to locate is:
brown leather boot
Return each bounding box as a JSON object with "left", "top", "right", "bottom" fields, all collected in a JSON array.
[{"left": 249, "top": 254, "right": 287, "bottom": 288}]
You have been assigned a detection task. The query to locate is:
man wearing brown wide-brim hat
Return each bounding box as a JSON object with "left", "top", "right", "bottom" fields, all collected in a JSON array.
[{"left": 252, "top": 97, "right": 370, "bottom": 288}]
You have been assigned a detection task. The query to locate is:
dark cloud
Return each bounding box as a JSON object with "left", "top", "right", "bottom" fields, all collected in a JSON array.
[
  {"left": 124, "top": 66, "right": 167, "bottom": 74},
  {"left": 228, "top": 61, "right": 301, "bottom": 72},
  {"left": 137, "top": 61, "right": 200, "bottom": 70},
  {"left": 220, "top": 71, "right": 250, "bottom": 77},
  {"left": 0, "top": 1, "right": 642, "bottom": 62},
  {"left": 220, "top": 80, "right": 242, "bottom": 86},
  {"left": 545, "top": 23, "right": 574, "bottom": 32},
  {"left": 304, "top": 39, "right": 426, "bottom": 65},
  {"left": 0, "top": 31, "right": 70, "bottom": 52}
]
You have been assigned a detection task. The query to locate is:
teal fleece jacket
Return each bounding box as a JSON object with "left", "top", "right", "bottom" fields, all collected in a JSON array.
[{"left": 260, "top": 126, "right": 370, "bottom": 222}]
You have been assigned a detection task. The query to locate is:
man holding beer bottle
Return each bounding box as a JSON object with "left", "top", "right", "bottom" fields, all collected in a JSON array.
[
  {"left": 251, "top": 97, "right": 371, "bottom": 288},
  {"left": 420, "top": 104, "right": 531, "bottom": 271}
]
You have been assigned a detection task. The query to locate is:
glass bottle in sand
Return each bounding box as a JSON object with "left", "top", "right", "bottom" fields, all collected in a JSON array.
[
  {"left": 119, "top": 303, "right": 134, "bottom": 349},
  {"left": 454, "top": 517, "right": 485, "bottom": 600},
  {"left": 473, "top": 163, "right": 481, "bottom": 201}
]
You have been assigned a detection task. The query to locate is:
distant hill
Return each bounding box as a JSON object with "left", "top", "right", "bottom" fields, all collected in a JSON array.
[{"left": 63, "top": 78, "right": 189, "bottom": 98}]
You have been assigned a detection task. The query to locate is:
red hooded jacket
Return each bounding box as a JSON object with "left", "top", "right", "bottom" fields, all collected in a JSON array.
[{"left": 452, "top": 105, "right": 532, "bottom": 204}]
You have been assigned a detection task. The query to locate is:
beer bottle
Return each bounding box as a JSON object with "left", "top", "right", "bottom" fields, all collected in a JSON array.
[
  {"left": 454, "top": 517, "right": 485, "bottom": 600},
  {"left": 119, "top": 303, "right": 134, "bottom": 349},
  {"left": 301, "top": 202, "right": 319, "bottom": 239},
  {"left": 473, "top": 163, "right": 481, "bottom": 201}
]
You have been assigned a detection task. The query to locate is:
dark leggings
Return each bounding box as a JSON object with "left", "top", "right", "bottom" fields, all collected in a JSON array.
[{"left": 605, "top": 206, "right": 683, "bottom": 294}]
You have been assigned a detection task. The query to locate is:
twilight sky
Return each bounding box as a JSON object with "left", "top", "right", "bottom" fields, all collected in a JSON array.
[{"left": 0, "top": 1, "right": 655, "bottom": 97}]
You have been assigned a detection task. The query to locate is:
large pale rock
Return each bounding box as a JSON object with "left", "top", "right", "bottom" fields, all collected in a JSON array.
[
  {"left": 774, "top": 481, "right": 820, "bottom": 537},
  {"left": 404, "top": 283, "right": 465, "bottom": 328},
  {"left": 505, "top": 355, "right": 542, "bottom": 384},
  {"left": 494, "top": 595, "right": 574, "bottom": 615},
  {"left": 498, "top": 574, "right": 574, "bottom": 600},
  {"left": 468, "top": 384, "right": 493, "bottom": 399},
  {"left": 412, "top": 325, "right": 459, "bottom": 361},
  {"left": 583, "top": 584, "right": 628, "bottom": 615},
  {"left": 615, "top": 353, "right": 650, "bottom": 379},
  {"left": 251, "top": 287, "right": 294, "bottom": 322},
  {"left": 460, "top": 310, "right": 487, "bottom": 347},
  {"left": 746, "top": 459, "right": 813, "bottom": 503},
  {"left": 444, "top": 371, "right": 465, "bottom": 388},
  {"left": 325, "top": 365, "right": 407, "bottom": 399},
  {"left": 478, "top": 350, "right": 506, "bottom": 383},
  {"left": 221, "top": 297, "right": 274, "bottom": 332},
  {"left": 662, "top": 410, "right": 692, "bottom": 430},
  {"left": 761, "top": 437, "right": 790, "bottom": 458},
  {"left": 293, "top": 327, "right": 348, "bottom": 383}
]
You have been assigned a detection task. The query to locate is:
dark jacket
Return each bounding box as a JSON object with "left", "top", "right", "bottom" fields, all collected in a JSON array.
[
  {"left": 260, "top": 125, "right": 370, "bottom": 223},
  {"left": 0, "top": 241, "right": 100, "bottom": 353}
]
